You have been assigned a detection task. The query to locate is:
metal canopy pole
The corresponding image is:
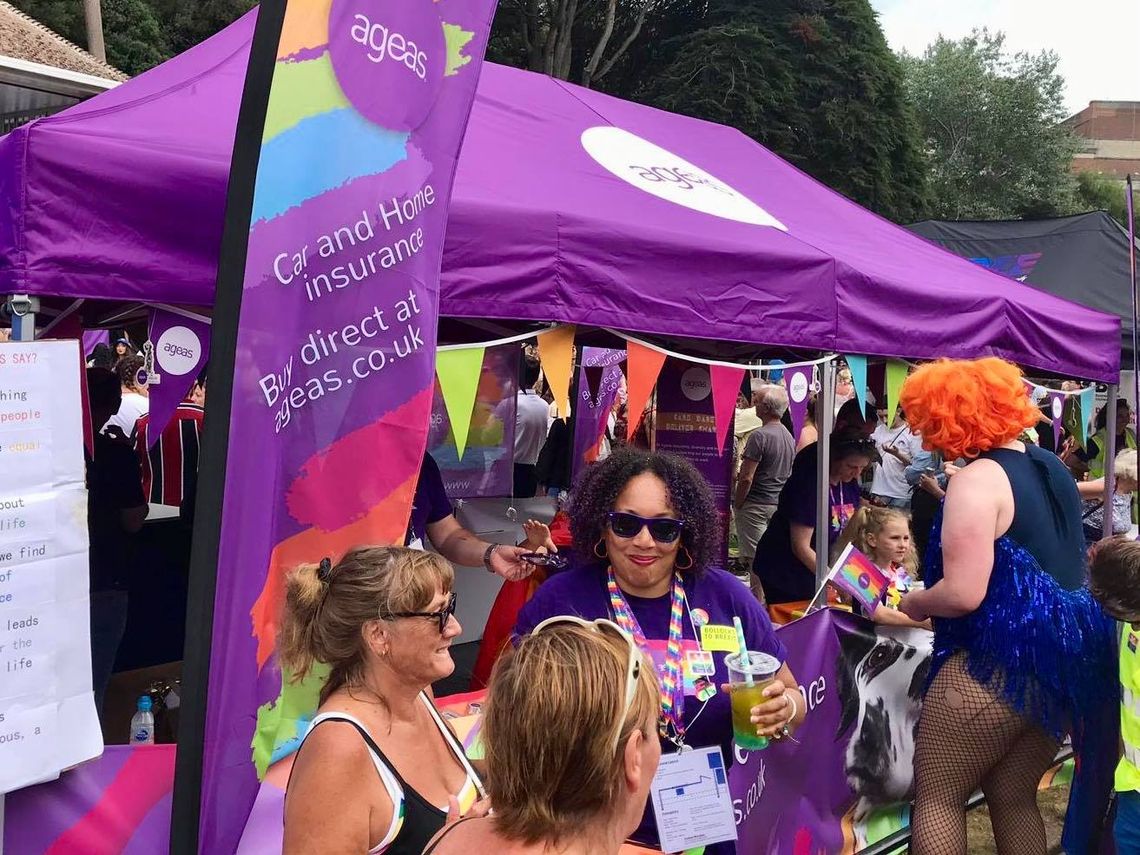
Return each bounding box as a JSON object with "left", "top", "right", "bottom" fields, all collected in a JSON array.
[
  {"left": 815, "top": 359, "right": 837, "bottom": 590},
  {"left": 3, "top": 294, "right": 38, "bottom": 342},
  {"left": 1105, "top": 384, "right": 1120, "bottom": 539}
]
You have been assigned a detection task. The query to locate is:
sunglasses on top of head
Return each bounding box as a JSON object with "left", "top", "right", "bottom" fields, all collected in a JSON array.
[
  {"left": 607, "top": 511, "right": 685, "bottom": 544},
  {"left": 531, "top": 615, "right": 644, "bottom": 754},
  {"left": 379, "top": 591, "right": 457, "bottom": 634}
]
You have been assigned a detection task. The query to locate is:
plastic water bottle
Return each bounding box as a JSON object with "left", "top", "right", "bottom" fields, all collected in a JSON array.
[{"left": 129, "top": 695, "right": 155, "bottom": 745}]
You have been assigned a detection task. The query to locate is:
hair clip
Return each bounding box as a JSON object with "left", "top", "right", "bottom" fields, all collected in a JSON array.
[{"left": 318, "top": 557, "right": 333, "bottom": 582}]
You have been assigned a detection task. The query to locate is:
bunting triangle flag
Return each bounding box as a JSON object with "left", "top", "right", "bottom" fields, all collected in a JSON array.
[
  {"left": 1078, "top": 387, "right": 1096, "bottom": 447},
  {"left": 784, "top": 365, "right": 813, "bottom": 441},
  {"left": 626, "top": 340, "right": 667, "bottom": 440},
  {"left": 435, "top": 347, "right": 486, "bottom": 460},
  {"left": 846, "top": 355, "right": 868, "bottom": 415},
  {"left": 537, "top": 325, "right": 576, "bottom": 420},
  {"left": 1048, "top": 391, "right": 1064, "bottom": 448},
  {"left": 885, "top": 360, "right": 908, "bottom": 426},
  {"left": 583, "top": 365, "right": 605, "bottom": 407},
  {"left": 710, "top": 365, "right": 747, "bottom": 455}
]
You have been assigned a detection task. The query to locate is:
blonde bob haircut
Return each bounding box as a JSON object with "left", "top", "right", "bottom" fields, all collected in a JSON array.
[
  {"left": 900, "top": 357, "right": 1039, "bottom": 460},
  {"left": 277, "top": 546, "right": 454, "bottom": 705},
  {"left": 483, "top": 623, "right": 659, "bottom": 846}
]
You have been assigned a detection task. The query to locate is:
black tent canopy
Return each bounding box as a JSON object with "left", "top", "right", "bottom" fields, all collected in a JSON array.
[{"left": 908, "top": 211, "right": 1137, "bottom": 360}]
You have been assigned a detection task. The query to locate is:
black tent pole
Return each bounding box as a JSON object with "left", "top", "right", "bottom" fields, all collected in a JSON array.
[{"left": 169, "top": 1, "right": 286, "bottom": 851}]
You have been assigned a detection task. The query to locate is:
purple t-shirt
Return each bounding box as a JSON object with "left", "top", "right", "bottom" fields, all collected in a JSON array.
[
  {"left": 406, "top": 454, "right": 454, "bottom": 547},
  {"left": 752, "top": 443, "right": 860, "bottom": 604},
  {"left": 515, "top": 563, "right": 787, "bottom": 850}
]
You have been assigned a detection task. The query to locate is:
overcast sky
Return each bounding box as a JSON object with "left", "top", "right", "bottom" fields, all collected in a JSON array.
[{"left": 871, "top": 0, "right": 1140, "bottom": 116}]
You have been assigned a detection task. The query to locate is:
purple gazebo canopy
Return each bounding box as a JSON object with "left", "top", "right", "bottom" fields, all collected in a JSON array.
[{"left": 0, "top": 9, "right": 1119, "bottom": 381}]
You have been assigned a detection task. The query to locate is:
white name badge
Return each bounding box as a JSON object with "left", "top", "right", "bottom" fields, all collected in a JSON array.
[{"left": 649, "top": 745, "right": 738, "bottom": 852}]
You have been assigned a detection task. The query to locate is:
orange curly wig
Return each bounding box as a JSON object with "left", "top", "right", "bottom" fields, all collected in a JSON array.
[{"left": 900, "top": 357, "right": 1040, "bottom": 460}]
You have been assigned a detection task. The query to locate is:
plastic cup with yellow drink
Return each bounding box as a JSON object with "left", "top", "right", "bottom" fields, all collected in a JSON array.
[{"left": 725, "top": 650, "right": 782, "bottom": 751}]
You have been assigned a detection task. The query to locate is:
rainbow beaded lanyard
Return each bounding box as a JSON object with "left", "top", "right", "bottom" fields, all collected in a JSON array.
[{"left": 606, "top": 566, "right": 687, "bottom": 745}]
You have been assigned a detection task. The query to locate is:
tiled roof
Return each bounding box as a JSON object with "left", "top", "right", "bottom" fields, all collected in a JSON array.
[{"left": 0, "top": 1, "right": 125, "bottom": 80}]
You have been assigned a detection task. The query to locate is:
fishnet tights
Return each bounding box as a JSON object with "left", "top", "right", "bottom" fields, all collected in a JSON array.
[{"left": 911, "top": 654, "right": 1061, "bottom": 855}]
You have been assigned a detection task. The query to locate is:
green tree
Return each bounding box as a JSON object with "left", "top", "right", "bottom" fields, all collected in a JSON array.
[
  {"left": 901, "top": 29, "right": 1078, "bottom": 220},
  {"left": 165, "top": 0, "right": 255, "bottom": 55},
  {"left": 487, "top": 0, "right": 673, "bottom": 87},
  {"left": 101, "top": 0, "right": 168, "bottom": 76},
  {"left": 634, "top": 0, "right": 931, "bottom": 222},
  {"left": 1075, "top": 171, "right": 1129, "bottom": 226}
]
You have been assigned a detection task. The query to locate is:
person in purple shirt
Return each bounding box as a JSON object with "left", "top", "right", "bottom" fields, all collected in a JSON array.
[
  {"left": 409, "top": 453, "right": 536, "bottom": 579},
  {"left": 515, "top": 449, "right": 805, "bottom": 852}
]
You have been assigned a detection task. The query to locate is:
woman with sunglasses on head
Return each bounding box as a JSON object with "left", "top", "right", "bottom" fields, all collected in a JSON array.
[
  {"left": 426, "top": 619, "right": 660, "bottom": 854},
  {"left": 279, "top": 547, "right": 487, "bottom": 855},
  {"left": 514, "top": 448, "right": 804, "bottom": 853}
]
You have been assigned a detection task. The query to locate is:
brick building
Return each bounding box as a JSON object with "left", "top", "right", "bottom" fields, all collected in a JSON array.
[{"left": 1066, "top": 101, "right": 1140, "bottom": 180}]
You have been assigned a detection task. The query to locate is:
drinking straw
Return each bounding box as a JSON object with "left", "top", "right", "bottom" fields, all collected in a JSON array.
[{"left": 732, "top": 616, "right": 754, "bottom": 687}]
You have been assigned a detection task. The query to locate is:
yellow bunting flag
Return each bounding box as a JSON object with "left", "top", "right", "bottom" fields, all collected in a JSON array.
[
  {"left": 626, "top": 340, "right": 667, "bottom": 441},
  {"left": 537, "top": 325, "right": 576, "bottom": 420},
  {"left": 435, "top": 347, "right": 486, "bottom": 460},
  {"left": 885, "top": 360, "right": 908, "bottom": 427}
]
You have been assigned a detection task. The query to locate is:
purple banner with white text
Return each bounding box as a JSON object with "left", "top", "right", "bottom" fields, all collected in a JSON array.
[
  {"left": 145, "top": 308, "right": 210, "bottom": 448},
  {"left": 729, "top": 609, "right": 931, "bottom": 853},
  {"left": 654, "top": 357, "right": 733, "bottom": 567},
  {"left": 196, "top": 1, "right": 498, "bottom": 851}
]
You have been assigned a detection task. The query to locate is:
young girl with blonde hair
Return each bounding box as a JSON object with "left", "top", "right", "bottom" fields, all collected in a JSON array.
[{"left": 836, "top": 506, "right": 929, "bottom": 629}]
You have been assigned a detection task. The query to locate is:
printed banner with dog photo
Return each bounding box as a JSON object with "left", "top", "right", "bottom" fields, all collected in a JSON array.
[{"left": 729, "top": 608, "right": 933, "bottom": 853}]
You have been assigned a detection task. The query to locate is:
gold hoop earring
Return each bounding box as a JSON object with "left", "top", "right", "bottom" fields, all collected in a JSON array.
[
  {"left": 675, "top": 547, "right": 694, "bottom": 571},
  {"left": 594, "top": 538, "right": 608, "bottom": 559}
]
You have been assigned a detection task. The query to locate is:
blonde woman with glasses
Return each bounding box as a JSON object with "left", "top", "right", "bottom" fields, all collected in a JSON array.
[
  {"left": 425, "top": 617, "right": 660, "bottom": 854},
  {"left": 280, "top": 547, "right": 488, "bottom": 855}
]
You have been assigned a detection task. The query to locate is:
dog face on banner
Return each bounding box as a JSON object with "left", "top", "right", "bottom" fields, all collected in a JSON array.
[{"left": 835, "top": 623, "right": 933, "bottom": 814}]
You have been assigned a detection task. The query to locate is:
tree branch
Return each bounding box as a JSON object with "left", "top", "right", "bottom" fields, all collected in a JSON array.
[{"left": 590, "top": 0, "right": 651, "bottom": 84}]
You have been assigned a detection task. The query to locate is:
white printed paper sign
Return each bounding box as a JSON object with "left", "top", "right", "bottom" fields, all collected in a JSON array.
[{"left": 0, "top": 340, "right": 102, "bottom": 794}]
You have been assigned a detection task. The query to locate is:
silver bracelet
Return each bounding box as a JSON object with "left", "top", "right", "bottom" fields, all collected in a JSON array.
[{"left": 784, "top": 691, "right": 798, "bottom": 726}]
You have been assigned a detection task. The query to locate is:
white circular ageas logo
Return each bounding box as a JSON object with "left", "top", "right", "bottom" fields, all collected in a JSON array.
[
  {"left": 156, "top": 325, "right": 202, "bottom": 376},
  {"left": 681, "top": 366, "right": 711, "bottom": 402},
  {"left": 789, "top": 372, "right": 809, "bottom": 404},
  {"left": 580, "top": 127, "right": 786, "bottom": 230},
  {"left": 1052, "top": 395, "right": 1063, "bottom": 421}
]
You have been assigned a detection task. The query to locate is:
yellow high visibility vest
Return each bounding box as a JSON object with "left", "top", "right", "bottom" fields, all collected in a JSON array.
[
  {"left": 1117, "top": 624, "right": 1140, "bottom": 792},
  {"left": 1090, "top": 427, "right": 1137, "bottom": 480}
]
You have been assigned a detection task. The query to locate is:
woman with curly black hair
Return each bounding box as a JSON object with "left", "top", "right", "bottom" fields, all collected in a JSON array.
[{"left": 514, "top": 448, "right": 803, "bottom": 854}]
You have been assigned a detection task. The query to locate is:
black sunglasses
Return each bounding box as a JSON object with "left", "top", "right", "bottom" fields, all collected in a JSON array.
[
  {"left": 380, "top": 591, "right": 457, "bottom": 634},
  {"left": 607, "top": 511, "right": 685, "bottom": 544}
]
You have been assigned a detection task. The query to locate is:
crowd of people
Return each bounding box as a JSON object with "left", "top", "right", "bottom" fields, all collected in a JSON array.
[
  {"left": 83, "top": 331, "right": 206, "bottom": 716},
  {"left": 71, "top": 332, "right": 1140, "bottom": 852}
]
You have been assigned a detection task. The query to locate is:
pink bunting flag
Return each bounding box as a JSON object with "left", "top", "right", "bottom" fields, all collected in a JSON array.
[
  {"left": 784, "top": 366, "right": 813, "bottom": 442},
  {"left": 709, "top": 365, "right": 746, "bottom": 455}
]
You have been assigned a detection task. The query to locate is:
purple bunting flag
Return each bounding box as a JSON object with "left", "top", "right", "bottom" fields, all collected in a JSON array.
[{"left": 145, "top": 307, "right": 210, "bottom": 448}]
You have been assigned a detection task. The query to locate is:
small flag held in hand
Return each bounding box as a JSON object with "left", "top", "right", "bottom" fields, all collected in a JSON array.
[{"left": 829, "top": 543, "right": 889, "bottom": 615}]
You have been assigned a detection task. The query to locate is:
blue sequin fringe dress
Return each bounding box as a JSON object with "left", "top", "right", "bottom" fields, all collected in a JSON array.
[{"left": 924, "top": 512, "right": 1118, "bottom": 853}]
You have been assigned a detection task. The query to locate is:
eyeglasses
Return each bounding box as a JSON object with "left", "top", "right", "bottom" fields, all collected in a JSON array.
[
  {"left": 520, "top": 551, "right": 569, "bottom": 569},
  {"left": 531, "top": 616, "right": 644, "bottom": 755},
  {"left": 607, "top": 511, "right": 685, "bottom": 544},
  {"left": 380, "top": 591, "right": 457, "bottom": 634}
]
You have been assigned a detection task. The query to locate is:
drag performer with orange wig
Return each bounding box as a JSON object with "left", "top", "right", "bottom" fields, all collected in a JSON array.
[{"left": 898, "top": 358, "right": 1116, "bottom": 855}]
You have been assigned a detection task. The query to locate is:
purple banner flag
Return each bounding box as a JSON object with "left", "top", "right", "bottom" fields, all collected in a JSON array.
[
  {"left": 571, "top": 347, "right": 626, "bottom": 477},
  {"left": 785, "top": 364, "right": 813, "bottom": 442},
  {"left": 655, "top": 357, "right": 733, "bottom": 567},
  {"left": 730, "top": 610, "right": 932, "bottom": 852},
  {"left": 181, "top": 1, "right": 500, "bottom": 850},
  {"left": 145, "top": 307, "right": 210, "bottom": 448}
]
